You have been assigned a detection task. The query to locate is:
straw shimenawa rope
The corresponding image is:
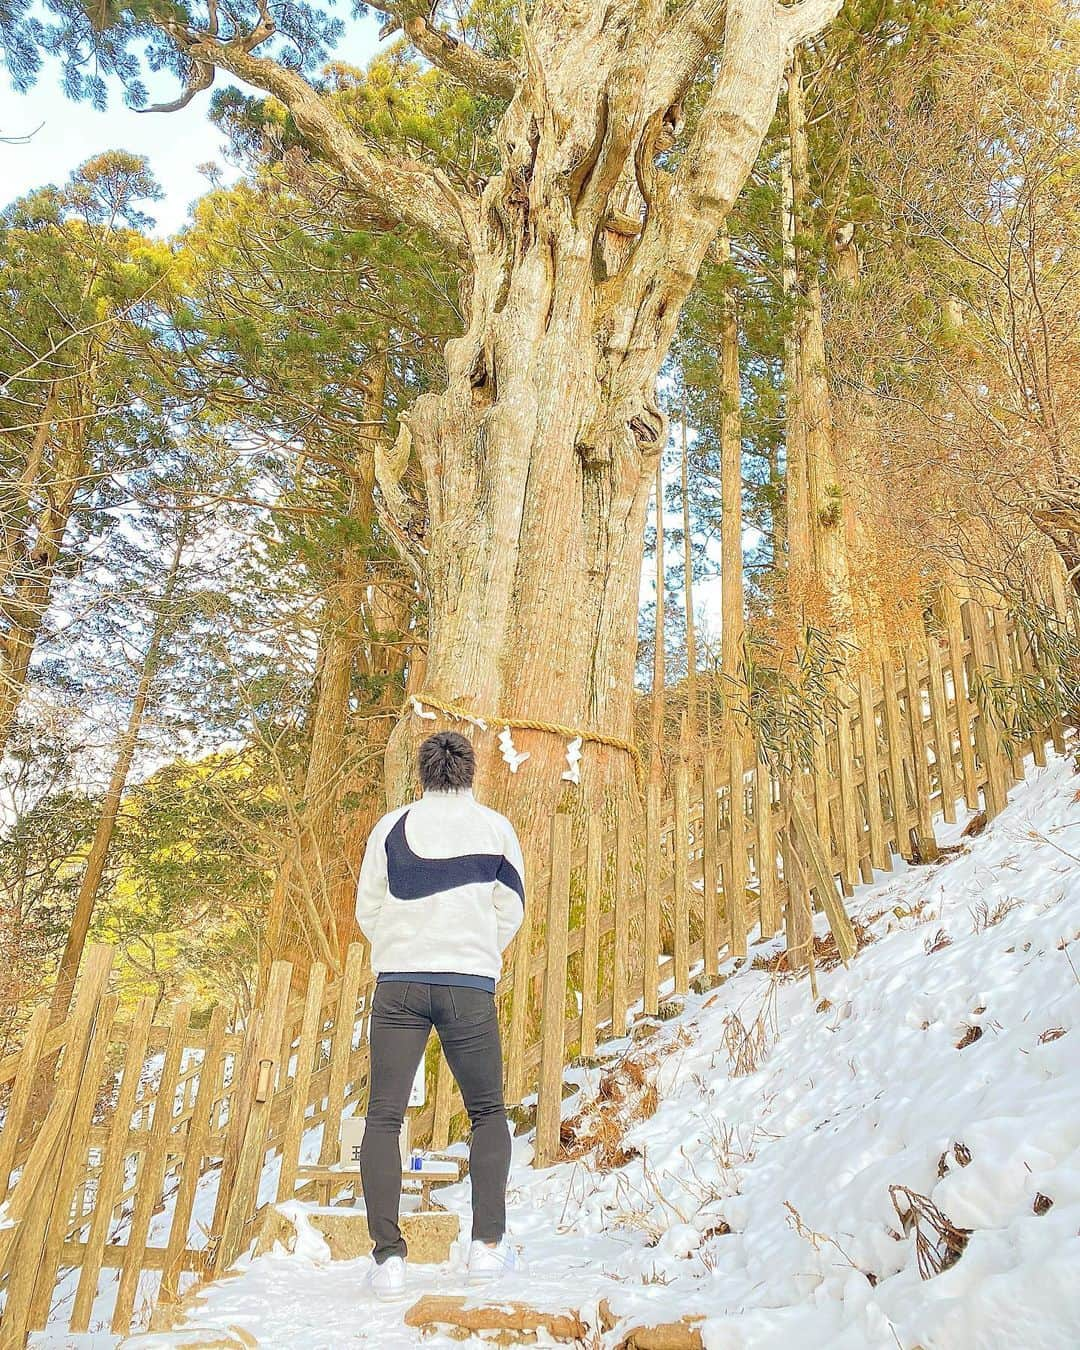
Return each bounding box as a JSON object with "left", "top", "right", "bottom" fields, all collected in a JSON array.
[{"left": 406, "top": 690, "right": 645, "bottom": 788}]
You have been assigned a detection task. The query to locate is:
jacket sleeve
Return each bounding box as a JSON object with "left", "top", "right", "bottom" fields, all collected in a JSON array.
[
  {"left": 355, "top": 816, "right": 389, "bottom": 941},
  {"left": 493, "top": 817, "right": 526, "bottom": 952}
]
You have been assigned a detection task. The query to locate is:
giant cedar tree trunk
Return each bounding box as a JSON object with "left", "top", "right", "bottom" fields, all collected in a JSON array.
[{"left": 377, "top": 1, "right": 843, "bottom": 851}]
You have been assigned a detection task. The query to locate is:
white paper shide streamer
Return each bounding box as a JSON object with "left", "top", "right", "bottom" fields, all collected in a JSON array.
[
  {"left": 498, "top": 726, "right": 530, "bottom": 773},
  {"left": 561, "top": 736, "right": 583, "bottom": 784}
]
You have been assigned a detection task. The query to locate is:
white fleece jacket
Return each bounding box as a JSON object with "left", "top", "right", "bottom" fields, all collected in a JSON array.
[{"left": 355, "top": 786, "right": 526, "bottom": 987}]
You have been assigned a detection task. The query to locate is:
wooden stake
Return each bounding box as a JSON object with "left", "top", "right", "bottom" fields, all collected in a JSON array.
[
  {"left": 113, "top": 1002, "right": 193, "bottom": 1333},
  {"left": 0, "top": 1003, "right": 50, "bottom": 1201},
  {"left": 925, "top": 630, "right": 958, "bottom": 823},
  {"left": 71, "top": 997, "right": 155, "bottom": 1331},
  {"left": 881, "top": 656, "right": 913, "bottom": 857},
  {"left": 673, "top": 763, "right": 691, "bottom": 990},
  {"left": 942, "top": 587, "right": 980, "bottom": 809},
  {"left": 835, "top": 687, "right": 861, "bottom": 892},
  {"left": 857, "top": 672, "right": 890, "bottom": 873},
  {"left": 157, "top": 1005, "right": 229, "bottom": 1314},
  {"left": 275, "top": 966, "right": 327, "bottom": 1204},
  {"left": 787, "top": 783, "right": 856, "bottom": 962},
  {"left": 967, "top": 601, "right": 1008, "bottom": 817},
  {"left": 29, "top": 993, "right": 120, "bottom": 1330},
  {"left": 215, "top": 961, "right": 292, "bottom": 1275},
  {"left": 903, "top": 650, "right": 939, "bottom": 862},
  {"left": 702, "top": 750, "right": 720, "bottom": 974},
  {"left": 755, "top": 758, "right": 780, "bottom": 937},
  {"left": 579, "top": 814, "right": 603, "bottom": 1058},
  {"left": 643, "top": 782, "right": 661, "bottom": 1017},
  {"left": 535, "top": 814, "right": 572, "bottom": 1169},
  {"left": 611, "top": 801, "right": 631, "bottom": 1036},
  {"left": 725, "top": 738, "right": 748, "bottom": 958}
]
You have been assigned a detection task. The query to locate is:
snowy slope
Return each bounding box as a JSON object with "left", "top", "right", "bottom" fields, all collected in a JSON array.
[{"left": 59, "top": 752, "right": 1080, "bottom": 1350}]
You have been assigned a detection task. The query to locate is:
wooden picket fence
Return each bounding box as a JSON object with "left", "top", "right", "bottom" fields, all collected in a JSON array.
[{"left": 0, "top": 590, "right": 1068, "bottom": 1342}]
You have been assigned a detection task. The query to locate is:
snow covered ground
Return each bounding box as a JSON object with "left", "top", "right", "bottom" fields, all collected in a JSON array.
[{"left": 42, "top": 752, "right": 1080, "bottom": 1349}]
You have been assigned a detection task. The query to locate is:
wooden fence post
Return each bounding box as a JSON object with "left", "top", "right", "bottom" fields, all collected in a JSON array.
[
  {"left": 215, "top": 961, "right": 292, "bottom": 1274},
  {"left": 432, "top": 1047, "right": 454, "bottom": 1150},
  {"left": 881, "top": 656, "right": 914, "bottom": 857},
  {"left": 673, "top": 763, "right": 692, "bottom": 987},
  {"left": 857, "top": 672, "right": 890, "bottom": 873},
  {"left": 835, "top": 688, "right": 862, "bottom": 890},
  {"left": 611, "top": 802, "right": 631, "bottom": 1036},
  {"left": 643, "top": 783, "right": 660, "bottom": 1018},
  {"left": 925, "top": 630, "right": 958, "bottom": 823},
  {"left": 988, "top": 604, "right": 1023, "bottom": 781},
  {"left": 69, "top": 995, "right": 153, "bottom": 1329},
  {"left": 505, "top": 839, "right": 538, "bottom": 1105},
  {"left": 967, "top": 601, "right": 1009, "bottom": 818},
  {"left": 780, "top": 798, "right": 812, "bottom": 970},
  {"left": 28, "top": 992, "right": 120, "bottom": 1331},
  {"left": 275, "top": 965, "right": 328, "bottom": 1203},
  {"left": 942, "top": 587, "right": 980, "bottom": 809},
  {"left": 534, "top": 813, "right": 571, "bottom": 1169},
  {"left": 318, "top": 943, "right": 365, "bottom": 1164},
  {"left": 112, "top": 1002, "right": 193, "bottom": 1334},
  {"left": 903, "top": 650, "right": 939, "bottom": 862},
  {"left": 754, "top": 758, "right": 780, "bottom": 937},
  {"left": 787, "top": 783, "right": 857, "bottom": 963},
  {"left": 579, "top": 814, "right": 603, "bottom": 1058},
  {"left": 0, "top": 946, "right": 113, "bottom": 1345},
  {"left": 0, "top": 1003, "right": 49, "bottom": 1202},
  {"left": 702, "top": 750, "right": 719, "bottom": 977},
  {"left": 725, "top": 742, "right": 748, "bottom": 959},
  {"left": 156, "top": 1005, "right": 229, "bottom": 1316}
]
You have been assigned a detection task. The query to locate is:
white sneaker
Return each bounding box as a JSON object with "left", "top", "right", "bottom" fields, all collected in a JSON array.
[
  {"left": 367, "top": 1254, "right": 407, "bottom": 1301},
  {"left": 466, "top": 1237, "right": 524, "bottom": 1284}
]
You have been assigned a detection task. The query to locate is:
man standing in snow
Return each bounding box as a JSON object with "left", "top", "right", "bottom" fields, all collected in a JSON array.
[{"left": 355, "top": 730, "right": 526, "bottom": 1301}]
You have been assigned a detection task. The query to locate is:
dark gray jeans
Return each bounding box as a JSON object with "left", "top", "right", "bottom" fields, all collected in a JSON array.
[{"left": 360, "top": 980, "right": 511, "bottom": 1264}]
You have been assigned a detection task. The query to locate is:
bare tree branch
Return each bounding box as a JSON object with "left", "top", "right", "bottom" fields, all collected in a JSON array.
[
  {"left": 139, "top": 59, "right": 215, "bottom": 113},
  {"left": 385, "top": 3, "right": 519, "bottom": 99},
  {"left": 158, "top": 26, "right": 477, "bottom": 255}
]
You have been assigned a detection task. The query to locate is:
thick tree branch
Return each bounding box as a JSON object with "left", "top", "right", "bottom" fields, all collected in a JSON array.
[
  {"left": 646, "top": 0, "right": 838, "bottom": 130},
  {"left": 674, "top": 0, "right": 841, "bottom": 226},
  {"left": 646, "top": 0, "right": 726, "bottom": 113},
  {"left": 161, "top": 26, "right": 475, "bottom": 255},
  {"left": 384, "top": 4, "right": 519, "bottom": 100}
]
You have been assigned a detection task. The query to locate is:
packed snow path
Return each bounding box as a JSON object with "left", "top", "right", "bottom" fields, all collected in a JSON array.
[{"left": 64, "top": 753, "right": 1080, "bottom": 1349}]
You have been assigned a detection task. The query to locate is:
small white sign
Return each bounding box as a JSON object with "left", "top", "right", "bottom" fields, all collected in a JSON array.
[{"left": 339, "top": 1115, "right": 410, "bottom": 1171}]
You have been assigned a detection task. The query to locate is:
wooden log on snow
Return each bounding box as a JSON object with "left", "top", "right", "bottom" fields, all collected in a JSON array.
[{"left": 404, "top": 1295, "right": 588, "bottom": 1342}]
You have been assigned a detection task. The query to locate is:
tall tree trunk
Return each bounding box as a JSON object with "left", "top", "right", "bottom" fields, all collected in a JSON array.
[
  {"left": 0, "top": 383, "right": 59, "bottom": 597},
  {"left": 49, "top": 513, "right": 190, "bottom": 1027},
  {"left": 649, "top": 456, "right": 666, "bottom": 783},
  {"left": 680, "top": 410, "right": 698, "bottom": 750},
  {"left": 719, "top": 235, "right": 749, "bottom": 954},
  {"left": 719, "top": 238, "right": 746, "bottom": 688},
  {"left": 785, "top": 52, "right": 855, "bottom": 635},
  {"left": 0, "top": 392, "right": 88, "bottom": 756},
  {"left": 780, "top": 131, "right": 810, "bottom": 579}
]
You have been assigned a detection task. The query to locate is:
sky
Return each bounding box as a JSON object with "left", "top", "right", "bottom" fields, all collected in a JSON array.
[{"left": 0, "top": 17, "right": 383, "bottom": 233}]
